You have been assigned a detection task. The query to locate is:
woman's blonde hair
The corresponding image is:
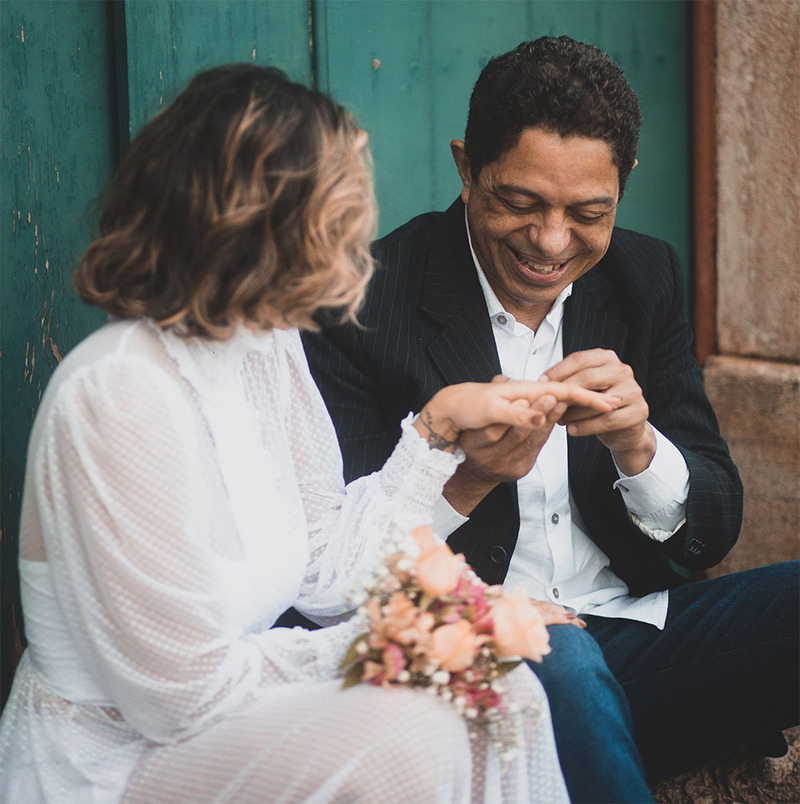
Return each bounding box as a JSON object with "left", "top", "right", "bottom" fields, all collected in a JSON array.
[{"left": 74, "top": 64, "right": 377, "bottom": 337}]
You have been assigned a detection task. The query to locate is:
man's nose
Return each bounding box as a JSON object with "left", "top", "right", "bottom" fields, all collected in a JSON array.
[{"left": 527, "top": 210, "right": 570, "bottom": 256}]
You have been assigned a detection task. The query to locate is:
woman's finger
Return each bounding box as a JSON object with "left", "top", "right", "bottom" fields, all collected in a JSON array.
[{"left": 498, "top": 380, "right": 620, "bottom": 412}]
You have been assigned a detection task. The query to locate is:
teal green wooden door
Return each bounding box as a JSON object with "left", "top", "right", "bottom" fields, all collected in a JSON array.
[{"left": 1, "top": 0, "right": 689, "bottom": 702}]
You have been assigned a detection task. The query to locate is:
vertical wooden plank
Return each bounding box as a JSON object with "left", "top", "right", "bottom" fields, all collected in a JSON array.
[
  {"left": 1, "top": 0, "right": 116, "bottom": 703},
  {"left": 315, "top": 0, "right": 438, "bottom": 232},
  {"left": 123, "top": 0, "right": 312, "bottom": 139}
]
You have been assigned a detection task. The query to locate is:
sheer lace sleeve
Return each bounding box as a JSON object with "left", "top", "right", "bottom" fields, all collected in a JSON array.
[
  {"left": 275, "top": 331, "right": 463, "bottom": 618},
  {"left": 34, "top": 354, "right": 364, "bottom": 744}
]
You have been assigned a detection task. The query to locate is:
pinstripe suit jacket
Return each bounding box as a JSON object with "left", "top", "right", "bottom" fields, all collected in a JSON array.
[{"left": 303, "top": 199, "right": 742, "bottom": 595}]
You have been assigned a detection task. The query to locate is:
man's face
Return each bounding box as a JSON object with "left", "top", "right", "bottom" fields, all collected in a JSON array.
[{"left": 452, "top": 127, "right": 620, "bottom": 329}]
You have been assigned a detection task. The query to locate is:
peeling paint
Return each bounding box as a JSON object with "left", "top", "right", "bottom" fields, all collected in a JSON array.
[
  {"left": 54, "top": 164, "right": 59, "bottom": 184},
  {"left": 21, "top": 25, "right": 24, "bottom": 43},
  {"left": 252, "top": 48, "right": 256, "bottom": 62},
  {"left": 49, "top": 338, "right": 62, "bottom": 363}
]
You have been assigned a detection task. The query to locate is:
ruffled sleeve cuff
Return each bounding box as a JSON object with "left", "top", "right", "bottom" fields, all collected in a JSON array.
[{"left": 374, "top": 413, "right": 464, "bottom": 521}]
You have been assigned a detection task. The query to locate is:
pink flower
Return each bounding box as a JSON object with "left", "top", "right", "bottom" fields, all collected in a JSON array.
[
  {"left": 429, "top": 620, "right": 481, "bottom": 672},
  {"left": 416, "top": 544, "right": 465, "bottom": 597},
  {"left": 382, "top": 643, "right": 407, "bottom": 680},
  {"left": 491, "top": 588, "right": 551, "bottom": 662}
]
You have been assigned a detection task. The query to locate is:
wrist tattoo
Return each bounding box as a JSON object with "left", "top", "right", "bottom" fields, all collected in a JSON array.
[{"left": 420, "top": 410, "right": 457, "bottom": 450}]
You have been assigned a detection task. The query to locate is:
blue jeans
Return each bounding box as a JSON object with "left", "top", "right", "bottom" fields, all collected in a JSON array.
[{"left": 526, "top": 561, "right": 799, "bottom": 803}]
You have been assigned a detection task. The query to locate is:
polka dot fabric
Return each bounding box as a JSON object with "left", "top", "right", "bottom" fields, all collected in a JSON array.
[{"left": 0, "top": 318, "right": 566, "bottom": 803}]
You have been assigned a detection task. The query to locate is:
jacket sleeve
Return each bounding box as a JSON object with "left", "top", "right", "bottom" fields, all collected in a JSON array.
[
  {"left": 302, "top": 239, "right": 418, "bottom": 484},
  {"left": 639, "top": 241, "right": 743, "bottom": 571}
]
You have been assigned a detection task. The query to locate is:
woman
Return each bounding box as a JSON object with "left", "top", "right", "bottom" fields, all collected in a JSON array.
[{"left": 0, "top": 65, "right": 614, "bottom": 802}]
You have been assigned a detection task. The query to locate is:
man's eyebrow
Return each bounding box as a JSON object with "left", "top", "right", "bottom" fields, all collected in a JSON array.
[{"left": 494, "top": 184, "right": 617, "bottom": 208}]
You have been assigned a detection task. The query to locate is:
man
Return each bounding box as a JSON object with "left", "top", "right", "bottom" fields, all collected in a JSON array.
[{"left": 302, "top": 37, "right": 798, "bottom": 803}]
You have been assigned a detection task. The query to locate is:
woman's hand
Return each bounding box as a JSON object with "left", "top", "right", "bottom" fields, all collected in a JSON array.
[
  {"left": 414, "top": 377, "right": 621, "bottom": 452},
  {"left": 529, "top": 599, "right": 587, "bottom": 628}
]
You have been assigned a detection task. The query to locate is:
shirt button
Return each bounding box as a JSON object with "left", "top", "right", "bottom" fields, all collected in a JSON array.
[
  {"left": 550, "top": 512, "right": 560, "bottom": 524},
  {"left": 489, "top": 545, "right": 508, "bottom": 564},
  {"left": 552, "top": 587, "right": 560, "bottom": 599},
  {"left": 496, "top": 314, "right": 508, "bottom": 326}
]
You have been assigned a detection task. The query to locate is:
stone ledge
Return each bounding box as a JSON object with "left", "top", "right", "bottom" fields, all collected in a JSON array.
[
  {"left": 651, "top": 727, "right": 800, "bottom": 803},
  {"left": 703, "top": 355, "right": 800, "bottom": 576}
]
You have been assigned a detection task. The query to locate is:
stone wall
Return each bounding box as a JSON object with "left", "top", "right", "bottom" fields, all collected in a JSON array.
[{"left": 704, "top": 0, "right": 800, "bottom": 578}]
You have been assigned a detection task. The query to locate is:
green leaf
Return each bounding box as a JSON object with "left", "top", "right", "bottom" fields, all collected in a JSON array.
[
  {"left": 341, "top": 661, "right": 366, "bottom": 689},
  {"left": 339, "top": 636, "right": 365, "bottom": 672},
  {"left": 495, "top": 659, "right": 522, "bottom": 677}
]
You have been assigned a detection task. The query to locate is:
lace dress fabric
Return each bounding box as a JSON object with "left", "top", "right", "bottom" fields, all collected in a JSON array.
[{"left": 0, "top": 319, "right": 567, "bottom": 803}]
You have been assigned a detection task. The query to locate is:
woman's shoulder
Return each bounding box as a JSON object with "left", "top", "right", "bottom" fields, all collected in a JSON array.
[
  {"left": 44, "top": 319, "right": 158, "bottom": 390},
  {"left": 34, "top": 320, "right": 190, "bottom": 439}
]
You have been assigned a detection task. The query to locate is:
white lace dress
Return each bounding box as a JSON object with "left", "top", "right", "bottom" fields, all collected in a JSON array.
[{"left": 0, "top": 319, "right": 567, "bottom": 803}]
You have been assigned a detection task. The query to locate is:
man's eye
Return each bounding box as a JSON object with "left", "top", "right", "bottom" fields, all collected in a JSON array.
[
  {"left": 500, "top": 199, "right": 536, "bottom": 214},
  {"left": 574, "top": 212, "right": 608, "bottom": 224}
]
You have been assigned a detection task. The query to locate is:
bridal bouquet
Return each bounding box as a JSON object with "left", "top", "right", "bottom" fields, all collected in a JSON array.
[{"left": 341, "top": 525, "right": 550, "bottom": 755}]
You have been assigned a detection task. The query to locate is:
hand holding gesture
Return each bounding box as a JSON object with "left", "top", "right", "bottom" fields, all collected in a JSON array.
[{"left": 415, "top": 377, "right": 620, "bottom": 513}]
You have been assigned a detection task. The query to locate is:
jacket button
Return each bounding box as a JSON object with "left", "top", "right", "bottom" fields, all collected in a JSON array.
[
  {"left": 688, "top": 538, "right": 705, "bottom": 555},
  {"left": 489, "top": 545, "right": 508, "bottom": 564}
]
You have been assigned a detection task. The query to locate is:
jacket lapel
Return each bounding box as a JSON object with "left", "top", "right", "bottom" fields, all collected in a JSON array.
[
  {"left": 422, "top": 201, "right": 502, "bottom": 386},
  {"left": 564, "top": 260, "right": 630, "bottom": 497}
]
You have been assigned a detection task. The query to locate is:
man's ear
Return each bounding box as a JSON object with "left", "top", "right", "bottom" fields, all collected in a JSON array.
[
  {"left": 632, "top": 158, "right": 639, "bottom": 169},
  {"left": 450, "top": 140, "right": 472, "bottom": 204}
]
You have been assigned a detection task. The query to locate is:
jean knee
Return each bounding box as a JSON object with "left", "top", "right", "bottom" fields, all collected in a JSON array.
[
  {"left": 530, "top": 625, "right": 612, "bottom": 690},
  {"left": 525, "top": 624, "right": 632, "bottom": 729}
]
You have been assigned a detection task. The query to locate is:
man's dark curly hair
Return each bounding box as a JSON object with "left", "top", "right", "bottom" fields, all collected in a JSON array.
[{"left": 464, "top": 36, "right": 642, "bottom": 197}]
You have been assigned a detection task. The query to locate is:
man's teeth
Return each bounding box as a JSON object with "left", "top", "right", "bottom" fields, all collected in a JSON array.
[{"left": 517, "top": 255, "right": 564, "bottom": 274}]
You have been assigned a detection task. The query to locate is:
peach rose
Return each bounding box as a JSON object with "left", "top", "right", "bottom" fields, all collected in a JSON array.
[
  {"left": 491, "top": 588, "right": 551, "bottom": 663},
  {"left": 429, "top": 620, "right": 480, "bottom": 672},
  {"left": 416, "top": 544, "right": 465, "bottom": 597},
  {"left": 385, "top": 591, "right": 417, "bottom": 628},
  {"left": 411, "top": 525, "right": 437, "bottom": 553}
]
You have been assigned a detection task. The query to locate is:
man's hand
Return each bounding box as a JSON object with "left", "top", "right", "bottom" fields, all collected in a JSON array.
[
  {"left": 443, "top": 377, "right": 568, "bottom": 515},
  {"left": 422, "top": 373, "right": 621, "bottom": 513},
  {"left": 541, "top": 348, "right": 656, "bottom": 476}
]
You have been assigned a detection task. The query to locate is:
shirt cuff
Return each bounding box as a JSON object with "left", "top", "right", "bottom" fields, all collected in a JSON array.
[
  {"left": 612, "top": 425, "right": 689, "bottom": 541},
  {"left": 430, "top": 494, "right": 469, "bottom": 539}
]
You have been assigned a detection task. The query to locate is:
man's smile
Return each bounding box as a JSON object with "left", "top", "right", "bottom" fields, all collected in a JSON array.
[{"left": 506, "top": 243, "right": 576, "bottom": 283}]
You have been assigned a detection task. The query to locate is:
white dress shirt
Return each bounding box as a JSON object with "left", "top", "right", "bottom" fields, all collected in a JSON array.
[{"left": 430, "top": 215, "right": 691, "bottom": 629}]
